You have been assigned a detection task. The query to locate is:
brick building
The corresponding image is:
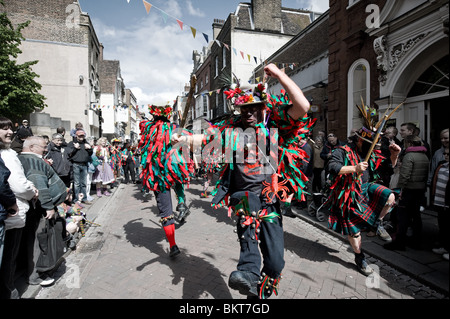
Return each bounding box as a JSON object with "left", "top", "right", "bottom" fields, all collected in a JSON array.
[
  {"left": 253, "top": 11, "right": 329, "bottom": 136},
  {"left": 328, "top": 0, "right": 449, "bottom": 150},
  {"left": 2, "top": 0, "right": 102, "bottom": 138}
]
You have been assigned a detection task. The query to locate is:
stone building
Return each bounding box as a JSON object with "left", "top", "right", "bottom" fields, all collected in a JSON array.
[
  {"left": 2, "top": 0, "right": 102, "bottom": 139},
  {"left": 98, "top": 48, "right": 126, "bottom": 142}
]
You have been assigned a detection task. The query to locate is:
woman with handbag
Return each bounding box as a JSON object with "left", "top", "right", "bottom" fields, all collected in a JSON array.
[{"left": 0, "top": 117, "right": 38, "bottom": 298}]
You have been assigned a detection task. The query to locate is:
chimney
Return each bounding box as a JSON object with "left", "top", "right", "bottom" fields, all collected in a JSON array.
[
  {"left": 212, "top": 19, "right": 225, "bottom": 40},
  {"left": 251, "top": 0, "right": 282, "bottom": 32},
  {"left": 99, "top": 43, "right": 104, "bottom": 61}
]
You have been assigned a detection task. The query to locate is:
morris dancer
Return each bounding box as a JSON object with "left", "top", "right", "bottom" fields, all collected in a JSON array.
[
  {"left": 325, "top": 105, "right": 401, "bottom": 275},
  {"left": 139, "top": 105, "right": 194, "bottom": 257},
  {"left": 109, "top": 138, "right": 122, "bottom": 185},
  {"left": 173, "top": 63, "right": 314, "bottom": 298}
]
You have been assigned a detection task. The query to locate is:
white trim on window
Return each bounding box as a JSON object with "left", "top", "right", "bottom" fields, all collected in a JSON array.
[{"left": 347, "top": 58, "right": 370, "bottom": 137}]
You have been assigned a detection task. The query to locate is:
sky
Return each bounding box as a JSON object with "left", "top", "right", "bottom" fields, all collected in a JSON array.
[{"left": 77, "top": 0, "right": 329, "bottom": 108}]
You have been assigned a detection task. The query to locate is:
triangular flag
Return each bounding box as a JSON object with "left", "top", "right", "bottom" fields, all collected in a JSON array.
[
  {"left": 247, "top": 54, "right": 250, "bottom": 62},
  {"left": 143, "top": 0, "right": 152, "bottom": 14},
  {"left": 255, "top": 77, "right": 260, "bottom": 82},
  {"left": 190, "top": 26, "right": 196, "bottom": 38},
  {"left": 215, "top": 39, "right": 221, "bottom": 47},
  {"left": 202, "top": 33, "right": 209, "bottom": 43},
  {"left": 176, "top": 19, "right": 183, "bottom": 30},
  {"left": 161, "top": 11, "right": 168, "bottom": 23},
  {"left": 240, "top": 51, "right": 244, "bottom": 59},
  {"left": 233, "top": 48, "right": 237, "bottom": 55},
  {"left": 209, "top": 91, "right": 213, "bottom": 96},
  {"left": 254, "top": 56, "right": 258, "bottom": 64},
  {"left": 223, "top": 43, "right": 229, "bottom": 50}
]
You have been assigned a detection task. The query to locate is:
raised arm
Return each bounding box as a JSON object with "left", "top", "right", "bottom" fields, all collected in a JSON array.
[{"left": 264, "top": 63, "right": 310, "bottom": 120}]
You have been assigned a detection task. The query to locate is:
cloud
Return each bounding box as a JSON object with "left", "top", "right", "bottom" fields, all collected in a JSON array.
[
  {"left": 92, "top": 14, "right": 200, "bottom": 106},
  {"left": 295, "top": 0, "right": 329, "bottom": 13},
  {"left": 186, "top": 0, "right": 206, "bottom": 17}
]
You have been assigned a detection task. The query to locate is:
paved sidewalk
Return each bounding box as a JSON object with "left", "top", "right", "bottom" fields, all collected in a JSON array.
[{"left": 20, "top": 179, "right": 448, "bottom": 300}]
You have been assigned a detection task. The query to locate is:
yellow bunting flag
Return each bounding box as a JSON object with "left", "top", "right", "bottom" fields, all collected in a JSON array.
[
  {"left": 190, "top": 26, "right": 196, "bottom": 38},
  {"left": 143, "top": 0, "right": 152, "bottom": 14}
]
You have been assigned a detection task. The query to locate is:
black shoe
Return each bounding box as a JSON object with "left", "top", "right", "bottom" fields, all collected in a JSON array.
[
  {"left": 282, "top": 205, "right": 296, "bottom": 218},
  {"left": 177, "top": 203, "right": 190, "bottom": 222},
  {"left": 384, "top": 241, "right": 406, "bottom": 251},
  {"left": 228, "top": 270, "right": 259, "bottom": 297},
  {"left": 169, "top": 245, "right": 180, "bottom": 258}
]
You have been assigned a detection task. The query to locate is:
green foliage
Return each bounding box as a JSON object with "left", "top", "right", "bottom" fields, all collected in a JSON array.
[{"left": 0, "top": 0, "right": 46, "bottom": 121}]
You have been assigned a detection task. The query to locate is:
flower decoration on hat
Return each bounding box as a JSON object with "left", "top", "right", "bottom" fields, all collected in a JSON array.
[
  {"left": 111, "top": 137, "right": 121, "bottom": 144},
  {"left": 354, "top": 96, "right": 404, "bottom": 144},
  {"left": 149, "top": 105, "right": 172, "bottom": 119},
  {"left": 224, "top": 83, "right": 267, "bottom": 108}
]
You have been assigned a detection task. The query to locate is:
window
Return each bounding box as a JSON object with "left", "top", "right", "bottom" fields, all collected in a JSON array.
[
  {"left": 205, "top": 74, "right": 208, "bottom": 85},
  {"left": 215, "top": 56, "right": 219, "bottom": 78},
  {"left": 222, "top": 46, "right": 227, "bottom": 69},
  {"left": 203, "top": 95, "right": 208, "bottom": 117},
  {"left": 408, "top": 55, "right": 449, "bottom": 97},
  {"left": 347, "top": 59, "right": 370, "bottom": 136}
]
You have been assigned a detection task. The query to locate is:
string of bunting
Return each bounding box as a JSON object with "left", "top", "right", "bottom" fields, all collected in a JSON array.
[{"left": 135, "top": 0, "right": 272, "bottom": 66}]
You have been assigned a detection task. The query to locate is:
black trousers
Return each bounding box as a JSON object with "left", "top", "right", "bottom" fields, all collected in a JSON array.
[
  {"left": 123, "top": 160, "right": 136, "bottom": 184},
  {"left": 396, "top": 188, "right": 424, "bottom": 245},
  {"left": 235, "top": 200, "right": 285, "bottom": 279},
  {"left": 154, "top": 189, "right": 175, "bottom": 227}
]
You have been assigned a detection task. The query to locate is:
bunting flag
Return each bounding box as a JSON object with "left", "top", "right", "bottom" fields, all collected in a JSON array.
[
  {"left": 202, "top": 33, "right": 208, "bottom": 43},
  {"left": 143, "top": 0, "right": 152, "bottom": 14},
  {"left": 176, "top": 19, "right": 183, "bottom": 30},
  {"left": 140, "top": 1, "right": 269, "bottom": 64}
]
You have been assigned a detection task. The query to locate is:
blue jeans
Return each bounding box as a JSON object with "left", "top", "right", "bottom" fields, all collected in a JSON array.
[{"left": 73, "top": 163, "right": 88, "bottom": 201}]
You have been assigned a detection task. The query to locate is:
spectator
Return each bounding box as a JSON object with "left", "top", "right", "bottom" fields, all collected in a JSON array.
[
  {"left": 385, "top": 135, "right": 429, "bottom": 251},
  {"left": 70, "top": 122, "right": 84, "bottom": 141},
  {"left": 56, "top": 127, "right": 68, "bottom": 147},
  {"left": 320, "top": 132, "right": 345, "bottom": 171},
  {"left": 16, "top": 120, "right": 33, "bottom": 137},
  {"left": 46, "top": 133, "right": 72, "bottom": 188},
  {"left": 428, "top": 128, "right": 449, "bottom": 186},
  {"left": 18, "top": 136, "right": 67, "bottom": 286},
  {"left": 0, "top": 132, "right": 19, "bottom": 274},
  {"left": 312, "top": 136, "right": 325, "bottom": 192},
  {"left": 430, "top": 146, "right": 449, "bottom": 260},
  {"left": 10, "top": 129, "right": 32, "bottom": 154},
  {"left": 379, "top": 126, "right": 401, "bottom": 187},
  {"left": 92, "top": 137, "right": 114, "bottom": 197},
  {"left": 85, "top": 137, "right": 97, "bottom": 202},
  {"left": 121, "top": 141, "right": 136, "bottom": 184},
  {"left": 413, "top": 126, "right": 431, "bottom": 158},
  {"left": 0, "top": 117, "right": 38, "bottom": 299},
  {"left": 66, "top": 130, "right": 93, "bottom": 204}
]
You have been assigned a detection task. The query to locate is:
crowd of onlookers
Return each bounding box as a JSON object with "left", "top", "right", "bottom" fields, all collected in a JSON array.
[{"left": 0, "top": 117, "right": 140, "bottom": 299}]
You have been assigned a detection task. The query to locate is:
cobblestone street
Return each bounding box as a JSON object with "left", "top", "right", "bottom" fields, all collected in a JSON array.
[{"left": 32, "top": 180, "right": 447, "bottom": 301}]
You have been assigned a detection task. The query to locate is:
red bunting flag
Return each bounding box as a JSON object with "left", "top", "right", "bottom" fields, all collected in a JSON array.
[{"left": 176, "top": 19, "right": 183, "bottom": 30}]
